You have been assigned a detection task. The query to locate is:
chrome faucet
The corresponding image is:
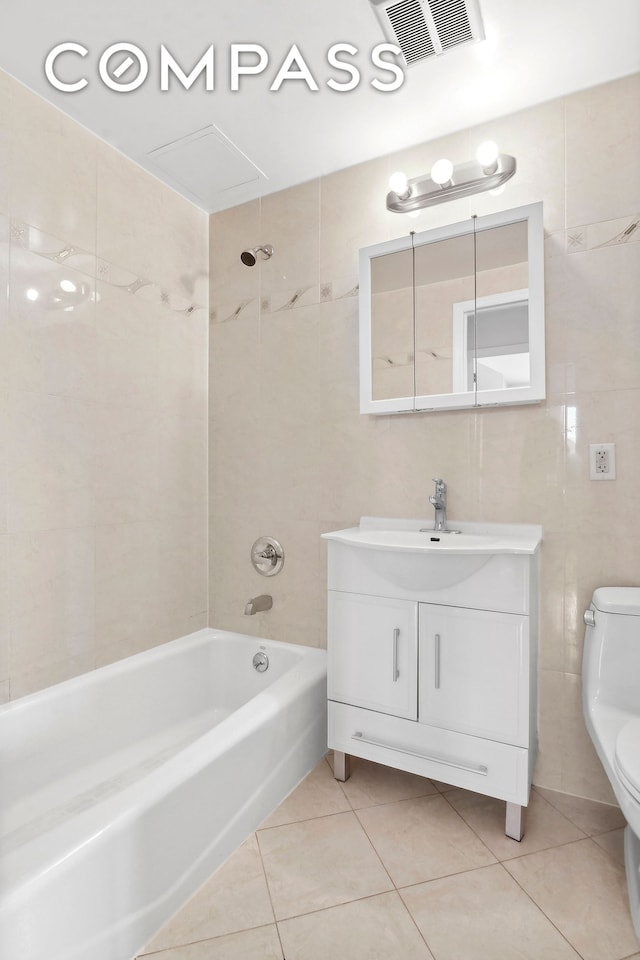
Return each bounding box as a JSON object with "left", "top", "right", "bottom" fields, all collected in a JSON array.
[
  {"left": 244, "top": 594, "right": 273, "bottom": 616},
  {"left": 429, "top": 478, "right": 447, "bottom": 531}
]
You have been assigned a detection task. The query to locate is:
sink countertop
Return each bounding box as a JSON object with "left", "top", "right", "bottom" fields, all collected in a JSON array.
[{"left": 322, "top": 517, "right": 543, "bottom": 555}]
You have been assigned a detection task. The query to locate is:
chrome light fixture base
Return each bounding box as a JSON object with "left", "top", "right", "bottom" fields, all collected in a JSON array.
[{"left": 386, "top": 154, "right": 516, "bottom": 213}]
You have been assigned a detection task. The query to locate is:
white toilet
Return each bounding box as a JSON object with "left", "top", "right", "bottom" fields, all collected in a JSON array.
[{"left": 582, "top": 587, "right": 640, "bottom": 938}]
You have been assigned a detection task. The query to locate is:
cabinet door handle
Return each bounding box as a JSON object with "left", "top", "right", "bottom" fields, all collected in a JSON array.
[
  {"left": 434, "top": 633, "right": 441, "bottom": 689},
  {"left": 392, "top": 628, "right": 400, "bottom": 682},
  {"left": 351, "top": 732, "right": 488, "bottom": 776}
]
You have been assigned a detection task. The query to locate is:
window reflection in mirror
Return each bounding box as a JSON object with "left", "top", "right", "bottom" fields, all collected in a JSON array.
[{"left": 473, "top": 219, "right": 530, "bottom": 393}]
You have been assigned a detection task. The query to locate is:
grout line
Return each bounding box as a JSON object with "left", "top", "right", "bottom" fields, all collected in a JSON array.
[
  {"left": 138, "top": 923, "right": 284, "bottom": 960},
  {"left": 274, "top": 888, "right": 405, "bottom": 926},
  {"left": 254, "top": 829, "right": 287, "bottom": 959}
]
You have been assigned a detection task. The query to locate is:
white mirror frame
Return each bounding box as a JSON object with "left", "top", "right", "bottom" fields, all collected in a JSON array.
[{"left": 359, "top": 202, "right": 545, "bottom": 414}]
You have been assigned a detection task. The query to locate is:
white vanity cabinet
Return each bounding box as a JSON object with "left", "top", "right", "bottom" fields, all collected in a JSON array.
[
  {"left": 418, "top": 604, "right": 529, "bottom": 746},
  {"left": 323, "top": 518, "right": 542, "bottom": 840},
  {"left": 327, "top": 593, "right": 417, "bottom": 720}
]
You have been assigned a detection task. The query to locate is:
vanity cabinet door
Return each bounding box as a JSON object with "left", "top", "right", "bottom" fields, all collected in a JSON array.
[
  {"left": 418, "top": 604, "right": 529, "bottom": 747},
  {"left": 328, "top": 592, "right": 418, "bottom": 719}
]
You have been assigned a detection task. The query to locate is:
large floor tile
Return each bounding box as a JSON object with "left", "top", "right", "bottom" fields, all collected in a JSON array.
[
  {"left": 332, "top": 757, "right": 438, "bottom": 809},
  {"left": 400, "top": 863, "right": 581, "bottom": 960},
  {"left": 260, "top": 758, "right": 351, "bottom": 828},
  {"left": 356, "top": 794, "right": 496, "bottom": 887},
  {"left": 505, "top": 838, "right": 639, "bottom": 960},
  {"left": 140, "top": 835, "right": 274, "bottom": 953},
  {"left": 445, "top": 786, "right": 585, "bottom": 860},
  {"left": 593, "top": 827, "right": 626, "bottom": 866},
  {"left": 535, "top": 785, "right": 626, "bottom": 835},
  {"left": 139, "top": 924, "right": 283, "bottom": 959},
  {"left": 278, "top": 891, "right": 434, "bottom": 960},
  {"left": 257, "top": 811, "right": 392, "bottom": 920}
]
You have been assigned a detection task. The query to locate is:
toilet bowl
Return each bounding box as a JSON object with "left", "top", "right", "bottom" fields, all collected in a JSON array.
[{"left": 582, "top": 587, "right": 640, "bottom": 939}]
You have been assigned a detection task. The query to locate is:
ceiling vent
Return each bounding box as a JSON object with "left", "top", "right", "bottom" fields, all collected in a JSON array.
[{"left": 370, "top": 0, "right": 485, "bottom": 66}]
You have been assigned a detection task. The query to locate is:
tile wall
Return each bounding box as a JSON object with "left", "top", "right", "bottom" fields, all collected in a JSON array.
[
  {"left": 208, "top": 73, "right": 640, "bottom": 803},
  {"left": 0, "top": 70, "right": 209, "bottom": 700}
]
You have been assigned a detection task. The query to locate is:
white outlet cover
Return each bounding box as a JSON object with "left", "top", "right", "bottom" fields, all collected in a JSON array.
[{"left": 589, "top": 442, "right": 616, "bottom": 481}]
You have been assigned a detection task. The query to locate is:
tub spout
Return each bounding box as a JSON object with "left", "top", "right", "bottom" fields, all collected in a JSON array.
[{"left": 244, "top": 594, "right": 273, "bottom": 615}]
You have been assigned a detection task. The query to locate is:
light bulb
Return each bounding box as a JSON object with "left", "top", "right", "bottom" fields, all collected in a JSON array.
[
  {"left": 389, "top": 170, "right": 409, "bottom": 197},
  {"left": 476, "top": 140, "right": 499, "bottom": 172},
  {"left": 26, "top": 288, "right": 39, "bottom": 301},
  {"left": 430, "top": 158, "right": 453, "bottom": 186}
]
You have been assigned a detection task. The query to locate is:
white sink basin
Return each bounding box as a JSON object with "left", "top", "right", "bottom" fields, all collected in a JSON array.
[
  {"left": 322, "top": 520, "right": 541, "bottom": 555},
  {"left": 322, "top": 518, "right": 542, "bottom": 592}
]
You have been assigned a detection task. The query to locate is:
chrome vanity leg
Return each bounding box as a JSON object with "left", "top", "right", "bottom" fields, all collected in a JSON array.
[
  {"left": 333, "top": 751, "right": 351, "bottom": 782},
  {"left": 505, "top": 802, "right": 526, "bottom": 841}
]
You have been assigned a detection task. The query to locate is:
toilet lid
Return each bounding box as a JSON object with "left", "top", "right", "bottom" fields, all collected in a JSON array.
[{"left": 615, "top": 718, "right": 640, "bottom": 803}]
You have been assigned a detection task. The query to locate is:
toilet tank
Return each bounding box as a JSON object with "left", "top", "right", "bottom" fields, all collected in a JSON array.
[{"left": 583, "top": 587, "right": 640, "bottom": 713}]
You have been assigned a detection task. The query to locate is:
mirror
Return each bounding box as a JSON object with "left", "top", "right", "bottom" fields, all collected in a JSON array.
[{"left": 360, "top": 202, "right": 545, "bottom": 413}]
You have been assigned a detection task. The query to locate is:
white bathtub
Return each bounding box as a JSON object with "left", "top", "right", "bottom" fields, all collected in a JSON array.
[{"left": 0, "top": 629, "right": 327, "bottom": 960}]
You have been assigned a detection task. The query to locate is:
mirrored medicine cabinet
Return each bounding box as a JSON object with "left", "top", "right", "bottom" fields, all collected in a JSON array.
[{"left": 359, "top": 202, "right": 545, "bottom": 414}]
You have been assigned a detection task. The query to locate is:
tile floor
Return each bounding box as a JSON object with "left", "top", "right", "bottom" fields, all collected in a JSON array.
[{"left": 137, "top": 756, "right": 640, "bottom": 960}]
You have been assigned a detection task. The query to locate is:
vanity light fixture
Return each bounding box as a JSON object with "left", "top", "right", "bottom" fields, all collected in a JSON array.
[{"left": 386, "top": 141, "right": 516, "bottom": 213}]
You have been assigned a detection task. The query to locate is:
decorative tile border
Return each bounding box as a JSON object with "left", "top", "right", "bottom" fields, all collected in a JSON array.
[
  {"left": 6, "top": 219, "right": 206, "bottom": 318},
  {"left": 211, "top": 276, "right": 359, "bottom": 325},
  {"left": 210, "top": 298, "right": 257, "bottom": 324},
  {"left": 261, "top": 285, "right": 318, "bottom": 314},
  {"left": 547, "top": 214, "right": 640, "bottom": 258},
  {"left": 589, "top": 214, "right": 639, "bottom": 249}
]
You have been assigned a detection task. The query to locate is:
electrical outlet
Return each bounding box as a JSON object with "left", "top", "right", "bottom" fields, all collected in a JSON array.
[{"left": 589, "top": 443, "right": 616, "bottom": 481}]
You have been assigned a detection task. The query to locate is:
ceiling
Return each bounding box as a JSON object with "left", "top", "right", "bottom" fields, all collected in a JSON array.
[{"left": 2, "top": 1, "right": 639, "bottom": 213}]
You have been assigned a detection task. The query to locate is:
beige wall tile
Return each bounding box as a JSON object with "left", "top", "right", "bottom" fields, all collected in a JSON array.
[
  {"left": 8, "top": 526, "right": 95, "bottom": 678},
  {"left": 8, "top": 246, "right": 96, "bottom": 402},
  {"left": 9, "top": 79, "right": 98, "bottom": 252},
  {"left": 97, "top": 143, "right": 208, "bottom": 303},
  {"left": 566, "top": 74, "right": 640, "bottom": 226},
  {"left": 260, "top": 180, "right": 320, "bottom": 297},
  {"left": 93, "top": 404, "right": 160, "bottom": 525},
  {"left": 94, "top": 520, "right": 159, "bottom": 641},
  {"left": 0, "top": 73, "right": 9, "bottom": 216},
  {"left": 209, "top": 304, "right": 261, "bottom": 418},
  {"left": 156, "top": 511, "right": 208, "bottom": 625},
  {"left": 464, "top": 99, "right": 566, "bottom": 234},
  {"left": 7, "top": 391, "right": 95, "bottom": 533},
  {"left": 209, "top": 200, "right": 261, "bottom": 309},
  {"left": 0, "top": 533, "right": 9, "bottom": 686}
]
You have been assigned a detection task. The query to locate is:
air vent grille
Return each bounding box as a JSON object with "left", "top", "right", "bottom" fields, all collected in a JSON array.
[
  {"left": 387, "top": 0, "right": 436, "bottom": 63},
  {"left": 370, "top": 0, "right": 484, "bottom": 66},
  {"left": 428, "top": 0, "right": 474, "bottom": 49}
]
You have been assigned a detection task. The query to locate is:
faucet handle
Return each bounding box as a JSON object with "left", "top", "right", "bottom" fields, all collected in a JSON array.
[{"left": 432, "top": 477, "right": 446, "bottom": 490}]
